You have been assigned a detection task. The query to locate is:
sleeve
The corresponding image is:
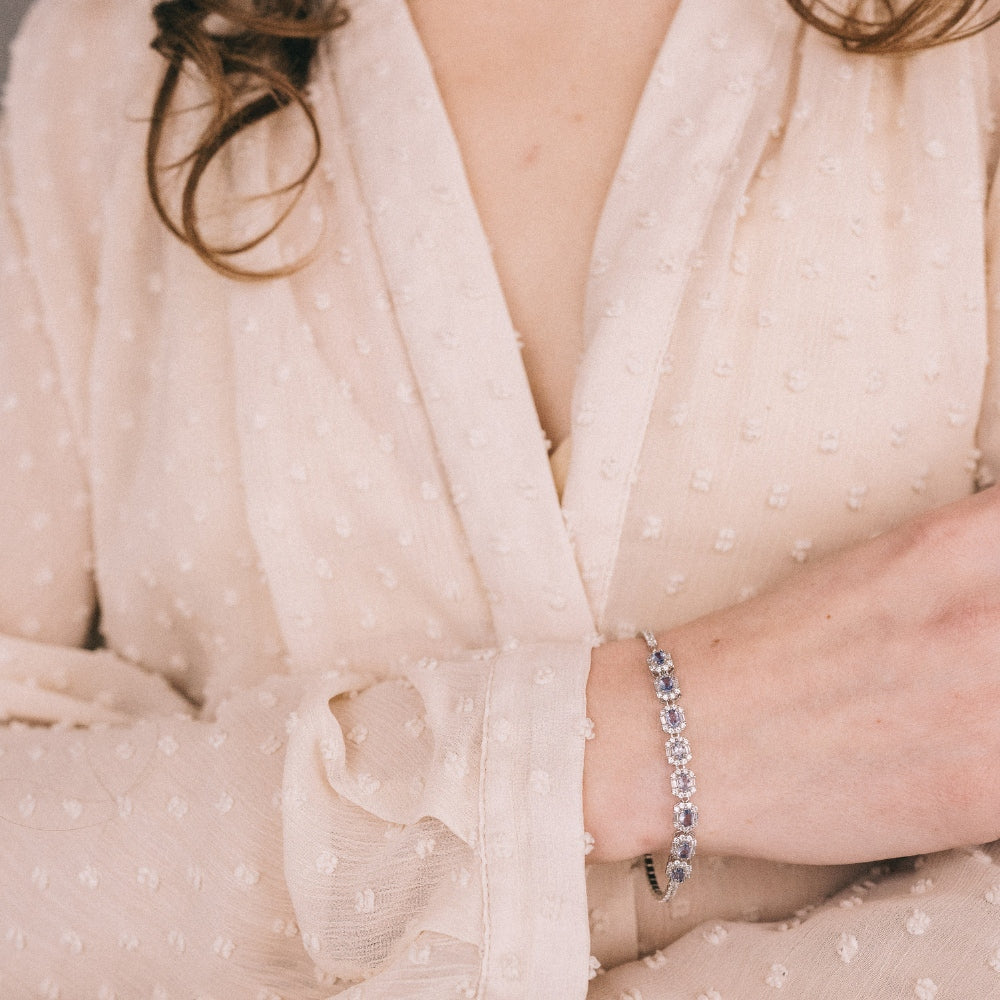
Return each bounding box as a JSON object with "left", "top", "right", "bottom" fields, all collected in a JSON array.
[
  {"left": 0, "top": 6, "right": 595, "bottom": 1000},
  {"left": 586, "top": 844, "right": 1000, "bottom": 999},
  {"left": 0, "top": 118, "right": 595, "bottom": 999},
  {"left": 587, "top": 37, "right": 1000, "bottom": 1000},
  {"left": 0, "top": 95, "right": 337, "bottom": 996}
]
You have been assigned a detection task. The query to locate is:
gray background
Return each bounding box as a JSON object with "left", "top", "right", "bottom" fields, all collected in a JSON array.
[{"left": 2, "top": 0, "right": 36, "bottom": 90}]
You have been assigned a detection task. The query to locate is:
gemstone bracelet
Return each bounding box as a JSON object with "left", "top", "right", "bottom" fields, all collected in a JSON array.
[{"left": 641, "top": 629, "right": 697, "bottom": 901}]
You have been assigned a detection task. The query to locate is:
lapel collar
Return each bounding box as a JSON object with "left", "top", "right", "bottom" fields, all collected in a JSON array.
[
  {"left": 564, "top": 0, "right": 791, "bottom": 621},
  {"left": 323, "top": 0, "right": 596, "bottom": 644}
]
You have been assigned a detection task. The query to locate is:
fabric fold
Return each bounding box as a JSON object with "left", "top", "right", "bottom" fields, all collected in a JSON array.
[
  {"left": 1, "top": 0, "right": 999, "bottom": 997},
  {"left": 281, "top": 640, "right": 594, "bottom": 998}
]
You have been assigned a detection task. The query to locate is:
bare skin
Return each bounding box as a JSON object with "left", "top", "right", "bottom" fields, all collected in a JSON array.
[
  {"left": 408, "top": 0, "right": 1000, "bottom": 868},
  {"left": 585, "top": 488, "right": 1000, "bottom": 865},
  {"left": 407, "top": 0, "right": 680, "bottom": 446}
]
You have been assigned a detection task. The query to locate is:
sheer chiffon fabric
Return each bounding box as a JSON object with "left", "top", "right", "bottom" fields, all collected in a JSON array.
[{"left": 1, "top": 0, "right": 999, "bottom": 996}]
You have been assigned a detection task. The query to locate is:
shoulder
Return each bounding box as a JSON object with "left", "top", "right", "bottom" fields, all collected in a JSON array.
[
  {"left": 2, "top": 0, "right": 164, "bottom": 243},
  {"left": 4, "top": 0, "right": 162, "bottom": 182},
  {"left": 1, "top": 0, "right": 164, "bottom": 426},
  {"left": 8, "top": 0, "right": 159, "bottom": 89},
  {"left": 10, "top": 0, "right": 157, "bottom": 57}
]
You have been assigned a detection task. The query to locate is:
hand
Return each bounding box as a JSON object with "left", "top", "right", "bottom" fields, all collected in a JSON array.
[{"left": 583, "top": 487, "right": 1000, "bottom": 866}]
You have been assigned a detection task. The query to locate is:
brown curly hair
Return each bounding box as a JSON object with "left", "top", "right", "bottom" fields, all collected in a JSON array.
[
  {"left": 146, "top": 0, "right": 1000, "bottom": 277},
  {"left": 787, "top": 0, "right": 999, "bottom": 50},
  {"left": 147, "top": 0, "right": 347, "bottom": 278}
]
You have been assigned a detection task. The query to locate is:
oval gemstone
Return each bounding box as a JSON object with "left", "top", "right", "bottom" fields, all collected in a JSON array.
[
  {"left": 666, "top": 859, "right": 692, "bottom": 884},
  {"left": 654, "top": 673, "right": 680, "bottom": 701},
  {"left": 671, "top": 767, "right": 695, "bottom": 798},
  {"left": 648, "top": 649, "right": 673, "bottom": 675},
  {"left": 674, "top": 802, "right": 698, "bottom": 831},
  {"left": 666, "top": 736, "right": 691, "bottom": 766},
  {"left": 660, "top": 704, "right": 686, "bottom": 734},
  {"left": 672, "top": 834, "right": 696, "bottom": 861}
]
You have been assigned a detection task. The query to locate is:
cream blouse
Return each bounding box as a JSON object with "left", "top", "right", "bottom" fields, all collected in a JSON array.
[{"left": 1, "top": 0, "right": 999, "bottom": 996}]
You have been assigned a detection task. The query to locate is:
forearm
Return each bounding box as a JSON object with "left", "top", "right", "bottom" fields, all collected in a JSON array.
[
  {"left": 584, "top": 487, "right": 1000, "bottom": 868},
  {"left": 583, "top": 636, "right": 675, "bottom": 861}
]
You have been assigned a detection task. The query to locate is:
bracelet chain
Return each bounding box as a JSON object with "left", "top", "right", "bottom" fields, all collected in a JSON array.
[{"left": 640, "top": 629, "right": 697, "bottom": 902}]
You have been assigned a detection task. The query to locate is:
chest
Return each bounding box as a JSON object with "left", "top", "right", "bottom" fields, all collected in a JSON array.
[
  {"left": 85, "top": 6, "right": 992, "bottom": 686},
  {"left": 405, "top": 0, "right": 681, "bottom": 445}
]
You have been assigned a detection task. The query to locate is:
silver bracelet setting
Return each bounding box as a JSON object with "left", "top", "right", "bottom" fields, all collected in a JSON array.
[{"left": 641, "top": 629, "right": 697, "bottom": 902}]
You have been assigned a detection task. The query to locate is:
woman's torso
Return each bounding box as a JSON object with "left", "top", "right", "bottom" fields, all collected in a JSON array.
[
  {"left": 406, "top": 0, "right": 682, "bottom": 447},
  {"left": 6, "top": 0, "right": 998, "bottom": 965}
]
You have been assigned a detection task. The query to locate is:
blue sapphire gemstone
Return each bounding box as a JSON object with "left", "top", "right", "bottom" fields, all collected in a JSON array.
[
  {"left": 671, "top": 767, "right": 695, "bottom": 798},
  {"left": 660, "top": 704, "right": 686, "bottom": 734},
  {"left": 666, "top": 859, "right": 692, "bottom": 884},
  {"left": 653, "top": 673, "right": 679, "bottom": 701},
  {"left": 666, "top": 736, "right": 691, "bottom": 766},
  {"left": 672, "top": 834, "right": 696, "bottom": 861},
  {"left": 674, "top": 802, "right": 698, "bottom": 831},
  {"left": 648, "top": 649, "right": 672, "bottom": 675}
]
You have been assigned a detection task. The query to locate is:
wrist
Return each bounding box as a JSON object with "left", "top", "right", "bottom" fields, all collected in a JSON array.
[{"left": 582, "top": 636, "right": 676, "bottom": 862}]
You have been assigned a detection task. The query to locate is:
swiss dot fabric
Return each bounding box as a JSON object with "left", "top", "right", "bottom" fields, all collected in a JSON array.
[{"left": 1, "top": 0, "right": 999, "bottom": 997}]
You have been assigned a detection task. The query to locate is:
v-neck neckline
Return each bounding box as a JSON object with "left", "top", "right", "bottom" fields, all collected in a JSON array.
[
  {"left": 401, "top": 0, "right": 688, "bottom": 453},
  {"left": 319, "top": 0, "right": 786, "bottom": 630}
]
